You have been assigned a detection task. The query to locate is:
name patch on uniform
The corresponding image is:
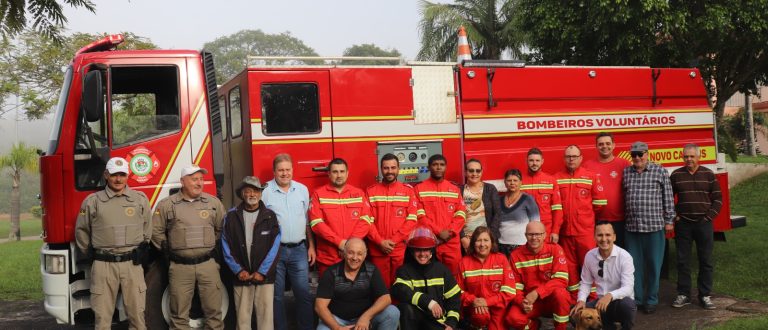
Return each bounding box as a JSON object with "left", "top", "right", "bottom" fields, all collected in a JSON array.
[
  {"left": 124, "top": 207, "right": 135, "bottom": 217},
  {"left": 199, "top": 210, "right": 210, "bottom": 219},
  {"left": 261, "top": 230, "right": 270, "bottom": 235}
]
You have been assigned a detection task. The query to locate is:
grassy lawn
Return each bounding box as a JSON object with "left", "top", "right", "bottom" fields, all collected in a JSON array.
[
  {"left": 727, "top": 154, "right": 768, "bottom": 163},
  {"left": 0, "top": 240, "right": 44, "bottom": 300},
  {"left": 0, "top": 216, "right": 43, "bottom": 238},
  {"left": 708, "top": 315, "right": 768, "bottom": 329}
]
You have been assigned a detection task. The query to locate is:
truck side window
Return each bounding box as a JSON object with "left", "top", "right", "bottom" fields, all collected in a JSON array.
[
  {"left": 261, "top": 83, "right": 320, "bottom": 135},
  {"left": 218, "top": 95, "right": 228, "bottom": 141},
  {"left": 111, "top": 66, "right": 180, "bottom": 146},
  {"left": 229, "top": 87, "right": 242, "bottom": 138}
]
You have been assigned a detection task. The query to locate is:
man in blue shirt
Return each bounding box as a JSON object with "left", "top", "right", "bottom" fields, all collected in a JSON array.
[{"left": 262, "top": 153, "right": 316, "bottom": 330}]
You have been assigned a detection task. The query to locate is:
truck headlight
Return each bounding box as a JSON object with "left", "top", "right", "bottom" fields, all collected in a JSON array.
[{"left": 44, "top": 255, "right": 66, "bottom": 274}]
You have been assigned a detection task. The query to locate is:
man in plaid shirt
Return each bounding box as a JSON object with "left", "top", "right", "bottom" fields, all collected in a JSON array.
[{"left": 622, "top": 141, "right": 675, "bottom": 315}]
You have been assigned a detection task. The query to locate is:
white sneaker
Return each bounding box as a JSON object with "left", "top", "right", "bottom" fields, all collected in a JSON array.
[
  {"left": 672, "top": 294, "right": 691, "bottom": 308},
  {"left": 700, "top": 296, "right": 716, "bottom": 310}
]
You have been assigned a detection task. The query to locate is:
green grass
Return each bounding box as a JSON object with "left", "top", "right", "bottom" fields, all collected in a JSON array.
[
  {"left": 706, "top": 315, "right": 768, "bottom": 329},
  {"left": 727, "top": 154, "right": 768, "bottom": 163},
  {"left": 0, "top": 240, "right": 44, "bottom": 300},
  {"left": 668, "top": 171, "right": 768, "bottom": 302},
  {"left": 0, "top": 217, "right": 42, "bottom": 238}
]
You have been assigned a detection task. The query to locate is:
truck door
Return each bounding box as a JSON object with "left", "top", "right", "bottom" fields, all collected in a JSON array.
[{"left": 249, "top": 70, "right": 332, "bottom": 189}]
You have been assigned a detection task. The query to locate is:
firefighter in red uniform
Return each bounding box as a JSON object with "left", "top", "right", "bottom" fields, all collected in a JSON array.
[
  {"left": 457, "top": 226, "right": 516, "bottom": 330},
  {"left": 310, "top": 158, "right": 372, "bottom": 277},
  {"left": 506, "top": 221, "right": 571, "bottom": 330},
  {"left": 555, "top": 145, "right": 607, "bottom": 298},
  {"left": 366, "top": 153, "right": 419, "bottom": 288},
  {"left": 521, "top": 148, "right": 563, "bottom": 244},
  {"left": 415, "top": 154, "right": 466, "bottom": 274}
]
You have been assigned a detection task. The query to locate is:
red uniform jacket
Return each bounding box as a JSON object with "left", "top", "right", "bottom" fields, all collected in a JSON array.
[
  {"left": 365, "top": 181, "right": 419, "bottom": 256},
  {"left": 458, "top": 252, "right": 516, "bottom": 309},
  {"left": 555, "top": 167, "right": 607, "bottom": 237},
  {"left": 521, "top": 171, "right": 564, "bottom": 235},
  {"left": 309, "top": 184, "right": 371, "bottom": 266},
  {"left": 415, "top": 178, "right": 466, "bottom": 246},
  {"left": 510, "top": 243, "right": 569, "bottom": 306}
]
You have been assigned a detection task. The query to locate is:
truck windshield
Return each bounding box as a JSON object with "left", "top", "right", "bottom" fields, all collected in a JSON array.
[{"left": 47, "top": 66, "right": 73, "bottom": 154}]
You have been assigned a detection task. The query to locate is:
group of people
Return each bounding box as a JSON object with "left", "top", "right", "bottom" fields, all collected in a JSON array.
[{"left": 73, "top": 131, "right": 722, "bottom": 330}]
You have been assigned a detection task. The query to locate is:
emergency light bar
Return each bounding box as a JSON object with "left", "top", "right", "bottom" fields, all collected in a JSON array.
[{"left": 75, "top": 34, "right": 125, "bottom": 56}]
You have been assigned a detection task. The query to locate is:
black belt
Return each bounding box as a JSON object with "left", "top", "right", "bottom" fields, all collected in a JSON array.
[
  {"left": 169, "top": 251, "right": 213, "bottom": 265},
  {"left": 93, "top": 250, "right": 135, "bottom": 263},
  {"left": 280, "top": 240, "right": 305, "bottom": 248}
]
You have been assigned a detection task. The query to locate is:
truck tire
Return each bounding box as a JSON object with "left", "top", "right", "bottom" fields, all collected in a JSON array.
[{"left": 144, "top": 259, "right": 233, "bottom": 329}]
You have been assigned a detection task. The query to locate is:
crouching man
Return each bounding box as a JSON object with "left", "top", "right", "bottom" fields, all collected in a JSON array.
[
  {"left": 222, "top": 176, "right": 281, "bottom": 330},
  {"left": 315, "top": 238, "right": 399, "bottom": 330}
]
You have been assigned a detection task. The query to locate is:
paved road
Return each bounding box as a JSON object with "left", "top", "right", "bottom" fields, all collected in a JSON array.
[{"left": 1, "top": 280, "right": 766, "bottom": 329}]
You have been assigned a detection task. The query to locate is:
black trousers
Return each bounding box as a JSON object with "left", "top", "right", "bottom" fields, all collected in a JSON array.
[
  {"left": 674, "top": 219, "right": 714, "bottom": 297},
  {"left": 586, "top": 296, "right": 636, "bottom": 330},
  {"left": 398, "top": 303, "right": 446, "bottom": 330}
]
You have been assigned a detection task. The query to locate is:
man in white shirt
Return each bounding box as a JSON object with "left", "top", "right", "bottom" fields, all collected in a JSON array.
[{"left": 570, "top": 221, "right": 636, "bottom": 330}]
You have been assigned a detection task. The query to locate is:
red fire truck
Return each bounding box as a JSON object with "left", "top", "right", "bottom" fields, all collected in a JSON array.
[{"left": 39, "top": 34, "right": 742, "bottom": 327}]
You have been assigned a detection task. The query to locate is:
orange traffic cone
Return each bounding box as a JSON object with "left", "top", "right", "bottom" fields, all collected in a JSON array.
[{"left": 457, "top": 25, "right": 472, "bottom": 63}]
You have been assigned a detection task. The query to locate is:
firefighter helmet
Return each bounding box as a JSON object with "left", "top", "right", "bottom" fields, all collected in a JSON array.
[{"left": 407, "top": 226, "right": 437, "bottom": 249}]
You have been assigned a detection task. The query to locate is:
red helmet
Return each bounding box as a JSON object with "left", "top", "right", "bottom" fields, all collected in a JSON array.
[{"left": 407, "top": 227, "right": 437, "bottom": 249}]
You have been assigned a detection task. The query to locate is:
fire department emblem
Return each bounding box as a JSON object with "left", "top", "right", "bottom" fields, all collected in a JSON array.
[
  {"left": 597, "top": 185, "right": 604, "bottom": 192},
  {"left": 448, "top": 204, "right": 455, "bottom": 211},
  {"left": 396, "top": 208, "right": 405, "bottom": 217},
  {"left": 126, "top": 146, "right": 160, "bottom": 184},
  {"left": 199, "top": 210, "right": 210, "bottom": 219},
  {"left": 545, "top": 271, "right": 552, "bottom": 278},
  {"left": 352, "top": 210, "right": 360, "bottom": 217},
  {"left": 610, "top": 170, "right": 618, "bottom": 179},
  {"left": 580, "top": 189, "right": 588, "bottom": 196},
  {"left": 125, "top": 207, "right": 135, "bottom": 217},
  {"left": 492, "top": 281, "right": 501, "bottom": 292},
  {"left": 559, "top": 256, "right": 567, "bottom": 264},
  {"left": 542, "top": 194, "right": 550, "bottom": 201}
]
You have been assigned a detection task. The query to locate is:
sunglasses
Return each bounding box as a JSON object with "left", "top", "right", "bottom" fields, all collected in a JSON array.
[
  {"left": 598, "top": 259, "right": 604, "bottom": 278},
  {"left": 466, "top": 168, "right": 482, "bottom": 173},
  {"left": 630, "top": 151, "right": 646, "bottom": 158}
]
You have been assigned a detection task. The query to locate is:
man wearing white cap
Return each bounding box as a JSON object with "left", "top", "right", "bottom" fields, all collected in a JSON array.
[
  {"left": 75, "top": 157, "right": 151, "bottom": 330},
  {"left": 152, "top": 165, "right": 227, "bottom": 329}
]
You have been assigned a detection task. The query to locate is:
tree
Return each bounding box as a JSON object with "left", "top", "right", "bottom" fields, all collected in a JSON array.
[
  {"left": 516, "top": 0, "right": 768, "bottom": 123},
  {"left": 203, "top": 29, "right": 318, "bottom": 83},
  {"left": 341, "top": 43, "right": 401, "bottom": 65},
  {"left": 417, "top": 0, "right": 524, "bottom": 61},
  {"left": 0, "top": 142, "right": 38, "bottom": 241},
  {"left": 0, "top": 0, "right": 95, "bottom": 43},
  {"left": 0, "top": 31, "right": 156, "bottom": 119}
]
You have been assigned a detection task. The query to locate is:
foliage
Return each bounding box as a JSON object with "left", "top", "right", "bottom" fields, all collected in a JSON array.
[
  {"left": 717, "top": 125, "right": 739, "bottom": 162},
  {"left": 0, "top": 142, "right": 38, "bottom": 240},
  {"left": 417, "top": 0, "right": 523, "bottom": 61},
  {"left": 29, "top": 205, "right": 41, "bottom": 218},
  {"left": 728, "top": 155, "right": 768, "bottom": 164},
  {"left": 709, "top": 315, "right": 768, "bottom": 330},
  {"left": 203, "top": 29, "right": 318, "bottom": 83},
  {"left": 718, "top": 110, "right": 767, "bottom": 159},
  {"left": 0, "top": 0, "right": 95, "bottom": 43},
  {"left": 341, "top": 43, "right": 401, "bottom": 65},
  {"left": 0, "top": 169, "right": 39, "bottom": 214},
  {"left": 0, "top": 31, "right": 156, "bottom": 119},
  {"left": 0, "top": 240, "right": 43, "bottom": 300},
  {"left": 516, "top": 0, "right": 768, "bottom": 122}
]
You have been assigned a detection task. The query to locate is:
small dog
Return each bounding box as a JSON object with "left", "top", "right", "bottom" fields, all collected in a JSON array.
[{"left": 574, "top": 307, "right": 603, "bottom": 330}]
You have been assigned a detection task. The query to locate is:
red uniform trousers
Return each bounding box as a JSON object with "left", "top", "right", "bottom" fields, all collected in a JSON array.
[
  {"left": 464, "top": 305, "right": 506, "bottom": 330},
  {"left": 415, "top": 178, "right": 466, "bottom": 275},
  {"left": 505, "top": 287, "right": 571, "bottom": 330},
  {"left": 560, "top": 234, "right": 595, "bottom": 297},
  {"left": 369, "top": 251, "right": 404, "bottom": 288}
]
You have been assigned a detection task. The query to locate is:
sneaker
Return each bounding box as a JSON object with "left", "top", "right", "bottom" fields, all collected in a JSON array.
[
  {"left": 672, "top": 295, "right": 692, "bottom": 308},
  {"left": 700, "top": 296, "right": 716, "bottom": 310},
  {"left": 643, "top": 304, "right": 657, "bottom": 314}
]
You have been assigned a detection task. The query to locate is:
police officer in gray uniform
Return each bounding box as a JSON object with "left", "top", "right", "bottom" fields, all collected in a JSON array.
[
  {"left": 75, "top": 157, "right": 151, "bottom": 330},
  {"left": 152, "top": 165, "right": 226, "bottom": 330}
]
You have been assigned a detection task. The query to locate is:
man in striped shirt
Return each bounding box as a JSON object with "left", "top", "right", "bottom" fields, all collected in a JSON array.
[
  {"left": 622, "top": 141, "right": 675, "bottom": 314},
  {"left": 669, "top": 143, "right": 722, "bottom": 310}
]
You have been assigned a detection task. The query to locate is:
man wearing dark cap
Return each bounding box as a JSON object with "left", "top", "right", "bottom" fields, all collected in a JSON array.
[
  {"left": 222, "top": 176, "right": 281, "bottom": 329},
  {"left": 622, "top": 141, "right": 675, "bottom": 314},
  {"left": 75, "top": 157, "right": 151, "bottom": 330},
  {"left": 152, "top": 166, "right": 227, "bottom": 329}
]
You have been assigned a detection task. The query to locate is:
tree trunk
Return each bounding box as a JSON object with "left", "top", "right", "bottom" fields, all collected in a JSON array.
[
  {"left": 9, "top": 173, "right": 21, "bottom": 241},
  {"left": 745, "top": 91, "right": 757, "bottom": 156}
]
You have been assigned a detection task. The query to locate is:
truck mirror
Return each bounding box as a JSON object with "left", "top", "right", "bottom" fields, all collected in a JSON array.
[{"left": 82, "top": 70, "right": 103, "bottom": 122}]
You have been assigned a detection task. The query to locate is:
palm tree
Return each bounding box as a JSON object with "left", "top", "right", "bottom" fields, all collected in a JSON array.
[
  {"left": 0, "top": 0, "right": 95, "bottom": 43},
  {"left": 417, "top": 0, "right": 524, "bottom": 61},
  {"left": 0, "top": 142, "right": 38, "bottom": 241}
]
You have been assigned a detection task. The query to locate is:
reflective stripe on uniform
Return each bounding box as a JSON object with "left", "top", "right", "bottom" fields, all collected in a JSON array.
[
  {"left": 556, "top": 178, "right": 593, "bottom": 185},
  {"left": 567, "top": 283, "right": 580, "bottom": 292},
  {"left": 444, "top": 284, "right": 461, "bottom": 298},
  {"left": 515, "top": 256, "right": 553, "bottom": 269},
  {"left": 553, "top": 313, "right": 570, "bottom": 323},
  {"left": 418, "top": 191, "right": 459, "bottom": 199},
  {"left": 318, "top": 197, "right": 363, "bottom": 204},
  {"left": 552, "top": 271, "right": 569, "bottom": 280},
  {"left": 368, "top": 195, "right": 410, "bottom": 202},
  {"left": 592, "top": 199, "right": 608, "bottom": 205},
  {"left": 500, "top": 285, "right": 516, "bottom": 294},
  {"left": 411, "top": 291, "right": 423, "bottom": 305},
  {"left": 520, "top": 184, "right": 554, "bottom": 190},
  {"left": 463, "top": 268, "right": 504, "bottom": 278},
  {"left": 551, "top": 204, "right": 563, "bottom": 210},
  {"left": 309, "top": 219, "right": 324, "bottom": 227},
  {"left": 454, "top": 210, "right": 466, "bottom": 219}
]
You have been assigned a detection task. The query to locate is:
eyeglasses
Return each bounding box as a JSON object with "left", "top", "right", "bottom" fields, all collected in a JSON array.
[
  {"left": 598, "top": 260, "right": 605, "bottom": 278},
  {"left": 564, "top": 155, "right": 581, "bottom": 159},
  {"left": 630, "top": 151, "right": 646, "bottom": 158},
  {"left": 466, "top": 169, "right": 482, "bottom": 173},
  {"left": 525, "top": 232, "right": 545, "bottom": 238}
]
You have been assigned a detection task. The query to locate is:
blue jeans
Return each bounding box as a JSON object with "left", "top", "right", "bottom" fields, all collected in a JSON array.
[
  {"left": 625, "top": 229, "right": 665, "bottom": 306},
  {"left": 317, "top": 305, "right": 400, "bottom": 330},
  {"left": 586, "top": 296, "right": 636, "bottom": 330},
  {"left": 274, "top": 242, "right": 314, "bottom": 330}
]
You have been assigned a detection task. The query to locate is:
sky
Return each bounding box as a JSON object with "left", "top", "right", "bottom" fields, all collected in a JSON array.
[{"left": 0, "top": 0, "right": 427, "bottom": 153}]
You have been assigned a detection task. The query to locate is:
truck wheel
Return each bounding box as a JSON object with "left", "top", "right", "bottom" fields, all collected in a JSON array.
[{"left": 144, "top": 259, "right": 233, "bottom": 329}]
